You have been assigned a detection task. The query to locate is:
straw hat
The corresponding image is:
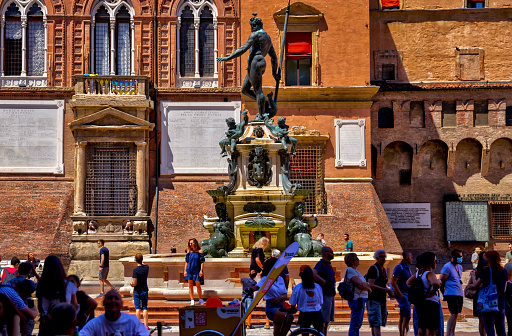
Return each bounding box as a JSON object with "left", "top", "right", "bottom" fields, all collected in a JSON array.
[{"left": 475, "top": 247, "right": 481, "bottom": 252}]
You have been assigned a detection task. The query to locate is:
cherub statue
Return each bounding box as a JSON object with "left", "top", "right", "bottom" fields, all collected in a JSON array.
[
  {"left": 264, "top": 116, "right": 297, "bottom": 155},
  {"left": 219, "top": 110, "right": 249, "bottom": 157},
  {"left": 123, "top": 219, "right": 133, "bottom": 233}
]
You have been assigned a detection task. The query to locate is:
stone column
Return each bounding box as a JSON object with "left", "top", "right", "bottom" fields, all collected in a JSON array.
[
  {"left": 130, "top": 19, "right": 135, "bottom": 76},
  {"left": 194, "top": 18, "right": 199, "bottom": 78},
  {"left": 110, "top": 19, "right": 115, "bottom": 75},
  {"left": 91, "top": 20, "right": 95, "bottom": 74},
  {"left": 20, "top": 16, "right": 27, "bottom": 76},
  {"left": 213, "top": 19, "right": 218, "bottom": 77},
  {"left": 74, "top": 141, "right": 88, "bottom": 216},
  {"left": 43, "top": 18, "right": 48, "bottom": 77},
  {"left": 135, "top": 142, "right": 147, "bottom": 216},
  {"left": 1, "top": 19, "right": 5, "bottom": 76},
  {"left": 481, "top": 148, "right": 490, "bottom": 177}
]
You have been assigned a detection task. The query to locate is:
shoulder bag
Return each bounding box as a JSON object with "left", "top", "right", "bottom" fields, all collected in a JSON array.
[
  {"left": 338, "top": 269, "right": 355, "bottom": 301},
  {"left": 477, "top": 268, "right": 499, "bottom": 313}
]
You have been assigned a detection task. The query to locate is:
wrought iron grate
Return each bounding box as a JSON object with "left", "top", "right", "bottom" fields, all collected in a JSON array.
[
  {"left": 290, "top": 145, "right": 326, "bottom": 214},
  {"left": 490, "top": 202, "right": 512, "bottom": 239},
  {"left": 86, "top": 143, "right": 137, "bottom": 216}
]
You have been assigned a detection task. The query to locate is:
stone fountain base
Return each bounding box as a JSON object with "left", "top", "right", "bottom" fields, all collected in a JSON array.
[{"left": 117, "top": 252, "right": 402, "bottom": 300}]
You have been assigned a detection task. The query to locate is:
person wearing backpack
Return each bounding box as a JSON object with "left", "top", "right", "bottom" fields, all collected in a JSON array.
[
  {"left": 1, "top": 257, "right": 20, "bottom": 283},
  {"left": 36, "top": 255, "right": 77, "bottom": 336},
  {"left": 391, "top": 252, "right": 413, "bottom": 336},
  {"left": 344, "top": 253, "right": 371, "bottom": 336},
  {"left": 366, "top": 249, "right": 394, "bottom": 336},
  {"left": 407, "top": 252, "right": 441, "bottom": 336}
]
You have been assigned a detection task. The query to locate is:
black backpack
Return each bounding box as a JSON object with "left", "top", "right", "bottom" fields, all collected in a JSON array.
[{"left": 408, "top": 271, "right": 431, "bottom": 305}]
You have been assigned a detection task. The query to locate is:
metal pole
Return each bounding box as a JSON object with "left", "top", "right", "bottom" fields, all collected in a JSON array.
[
  {"left": 157, "top": 321, "right": 162, "bottom": 336},
  {"left": 274, "top": 0, "right": 291, "bottom": 103}
]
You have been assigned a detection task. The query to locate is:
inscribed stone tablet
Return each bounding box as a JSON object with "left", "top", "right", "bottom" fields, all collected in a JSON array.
[
  {"left": 383, "top": 203, "right": 431, "bottom": 229},
  {"left": 160, "top": 101, "right": 242, "bottom": 174},
  {"left": 334, "top": 119, "right": 366, "bottom": 167},
  {"left": 446, "top": 201, "right": 489, "bottom": 241},
  {"left": 0, "top": 100, "right": 64, "bottom": 173}
]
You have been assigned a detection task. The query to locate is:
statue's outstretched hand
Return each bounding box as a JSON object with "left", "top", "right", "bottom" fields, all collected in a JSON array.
[{"left": 217, "top": 57, "right": 228, "bottom": 62}]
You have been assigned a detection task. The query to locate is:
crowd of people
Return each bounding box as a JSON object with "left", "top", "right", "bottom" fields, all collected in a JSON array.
[{"left": 0, "top": 240, "right": 151, "bottom": 336}]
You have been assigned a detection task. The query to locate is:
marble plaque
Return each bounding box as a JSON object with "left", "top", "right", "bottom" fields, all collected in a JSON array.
[
  {"left": 0, "top": 100, "right": 64, "bottom": 173},
  {"left": 160, "top": 101, "right": 242, "bottom": 174},
  {"left": 334, "top": 119, "right": 366, "bottom": 167},
  {"left": 383, "top": 203, "right": 431, "bottom": 229}
]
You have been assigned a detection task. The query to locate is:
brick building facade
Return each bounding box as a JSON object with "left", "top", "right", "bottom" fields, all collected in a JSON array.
[
  {"left": 370, "top": 0, "right": 512, "bottom": 260},
  {"left": 13, "top": 0, "right": 512, "bottom": 270}
]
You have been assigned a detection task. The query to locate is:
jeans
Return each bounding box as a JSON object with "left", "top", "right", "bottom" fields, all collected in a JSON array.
[
  {"left": 482, "top": 308, "right": 506, "bottom": 336},
  {"left": 348, "top": 298, "right": 367, "bottom": 336}
]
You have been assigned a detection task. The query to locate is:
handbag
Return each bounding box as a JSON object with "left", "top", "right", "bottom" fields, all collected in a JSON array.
[
  {"left": 464, "top": 271, "right": 478, "bottom": 300},
  {"left": 338, "top": 269, "right": 354, "bottom": 301},
  {"left": 477, "top": 268, "right": 499, "bottom": 313}
]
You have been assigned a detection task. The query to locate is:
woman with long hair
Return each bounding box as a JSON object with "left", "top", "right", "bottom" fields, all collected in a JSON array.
[
  {"left": 26, "top": 252, "right": 40, "bottom": 281},
  {"left": 0, "top": 293, "right": 22, "bottom": 336},
  {"left": 468, "top": 250, "right": 506, "bottom": 336},
  {"left": 289, "top": 265, "right": 324, "bottom": 332},
  {"left": 468, "top": 251, "right": 487, "bottom": 336},
  {"left": 253, "top": 257, "right": 288, "bottom": 336},
  {"left": 36, "top": 255, "right": 77, "bottom": 336},
  {"left": 250, "top": 237, "right": 269, "bottom": 275},
  {"left": 407, "top": 252, "right": 441, "bottom": 336},
  {"left": 344, "top": 253, "right": 371, "bottom": 336},
  {"left": 184, "top": 238, "right": 205, "bottom": 306}
]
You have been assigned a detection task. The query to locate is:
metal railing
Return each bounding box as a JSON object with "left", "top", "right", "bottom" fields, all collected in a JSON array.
[{"left": 74, "top": 75, "right": 149, "bottom": 97}]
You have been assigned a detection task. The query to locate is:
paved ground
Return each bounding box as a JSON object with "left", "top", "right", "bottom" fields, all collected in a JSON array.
[{"left": 153, "top": 319, "right": 484, "bottom": 335}]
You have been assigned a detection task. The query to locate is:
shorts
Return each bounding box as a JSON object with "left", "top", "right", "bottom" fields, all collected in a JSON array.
[
  {"left": 242, "top": 297, "right": 253, "bottom": 313},
  {"left": 417, "top": 300, "right": 440, "bottom": 331},
  {"left": 134, "top": 291, "right": 148, "bottom": 310},
  {"left": 99, "top": 266, "right": 109, "bottom": 280},
  {"left": 397, "top": 294, "right": 412, "bottom": 318},
  {"left": 298, "top": 311, "right": 324, "bottom": 332},
  {"left": 265, "top": 300, "right": 283, "bottom": 321},
  {"left": 445, "top": 295, "right": 463, "bottom": 314},
  {"left": 321, "top": 295, "right": 335, "bottom": 323},
  {"left": 367, "top": 299, "right": 388, "bottom": 327}
]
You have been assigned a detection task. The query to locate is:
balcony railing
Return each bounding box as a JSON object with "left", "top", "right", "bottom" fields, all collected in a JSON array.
[{"left": 74, "top": 75, "right": 149, "bottom": 97}]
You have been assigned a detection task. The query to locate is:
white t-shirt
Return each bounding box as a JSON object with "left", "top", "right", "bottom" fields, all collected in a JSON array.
[
  {"left": 41, "top": 281, "right": 77, "bottom": 315},
  {"left": 289, "top": 283, "right": 323, "bottom": 312},
  {"left": 256, "top": 275, "right": 287, "bottom": 301},
  {"left": 345, "top": 267, "right": 369, "bottom": 299},
  {"left": 80, "top": 312, "right": 150, "bottom": 336},
  {"left": 440, "top": 262, "right": 463, "bottom": 296}
]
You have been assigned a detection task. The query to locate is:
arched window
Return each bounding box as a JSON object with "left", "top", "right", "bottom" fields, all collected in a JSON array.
[
  {"left": 177, "top": 0, "right": 218, "bottom": 88},
  {"left": 0, "top": 0, "right": 47, "bottom": 86},
  {"left": 91, "top": 1, "right": 134, "bottom": 76}
]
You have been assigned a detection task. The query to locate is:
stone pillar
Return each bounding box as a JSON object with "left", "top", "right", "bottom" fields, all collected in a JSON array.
[
  {"left": 1, "top": 19, "right": 5, "bottom": 76},
  {"left": 74, "top": 141, "right": 88, "bottom": 216},
  {"left": 488, "top": 99, "right": 506, "bottom": 127},
  {"left": 110, "top": 19, "right": 115, "bottom": 75},
  {"left": 457, "top": 100, "right": 474, "bottom": 127},
  {"left": 20, "top": 16, "right": 27, "bottom": 76},
  {"left": 481, "top": 148, "right": 490, "bottom": 177},
  {"left": 194, "top": 18, "right": 199, "bottom": 78},
  {"left": 213, "top": 19, "right": 218, "bottom": 77},
  {"left": 425, "top": 101, "right": 442, "bottom": 128},
  {"left": 135, "top": 141, "right": 147, "bottom": 216},
  {"left": 130, "top": 19, "right": 135, "bottom": 76},
  {"left": 447, "top": 149, "right": 456, "bottom": 178}
]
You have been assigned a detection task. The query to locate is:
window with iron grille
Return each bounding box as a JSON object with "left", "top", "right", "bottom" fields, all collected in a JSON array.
[
  {"left": 27, "top": 3, "right": 44, "bottom": 76},
  {"left": 86, "top": 143, "right": 137, "bottom": 216},
  {"left": 289, "top": 144, "right": 326, "bottom": 214},
  {"left": 490, "top": 202, "right": 512, "bottom": 239}
]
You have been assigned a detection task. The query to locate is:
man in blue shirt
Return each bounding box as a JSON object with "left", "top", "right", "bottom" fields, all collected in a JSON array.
[
  {"left": 344, "top": 234, "right": 353, "bottom": 252},
  {"left": 313, "top": 246, "right": 336, "bottom": 335},
  {"left": 98, "top": 239, "right": 116, "bottom": 296},
  {"left": 391, "top": 252, "right": 412, "bottom": 336}
]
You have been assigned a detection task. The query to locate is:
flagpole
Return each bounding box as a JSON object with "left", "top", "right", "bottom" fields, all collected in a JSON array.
[{"left": 274, "top": 0, "right": 291, "bottom": 103}]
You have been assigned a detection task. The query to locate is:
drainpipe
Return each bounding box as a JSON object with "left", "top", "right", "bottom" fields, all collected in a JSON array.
[{"left": 152, "top": 0, "right": 160, "bottom": 254}]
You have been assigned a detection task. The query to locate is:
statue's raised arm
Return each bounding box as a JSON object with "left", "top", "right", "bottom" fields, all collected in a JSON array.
[{"left": 217, "top": 14, "right": 279, "bottom": 121}]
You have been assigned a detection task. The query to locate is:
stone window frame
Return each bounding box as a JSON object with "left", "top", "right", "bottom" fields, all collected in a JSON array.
[
  {"left": 455, "top": 47, "right": 484, "bottom": 81},
  {"left": 274, "top": 2, "right": 323, "bottom": 87},
  {"left": 90, "top": 0, "right": 135, "bottom": 76},
  {"left": 373, "top": 50, "right": 402, "bottom": 82},
  {"left": 0, "top": 0, "right": 48, "bottom": 87},
  {"left": 176, "top": 0, "right": 218, "bottom": 88}
]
